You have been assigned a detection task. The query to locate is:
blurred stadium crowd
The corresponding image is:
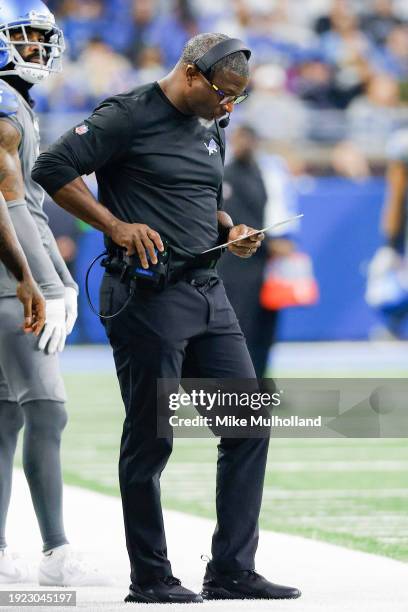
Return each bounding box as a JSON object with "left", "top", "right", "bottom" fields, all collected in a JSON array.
[{"left": 36, "top": 0, "right": 408, "bottom": 169}]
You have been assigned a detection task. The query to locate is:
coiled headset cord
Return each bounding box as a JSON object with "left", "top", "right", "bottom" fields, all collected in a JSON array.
[{"left": 85, "top": 251, "right": 136, "bottom": 319}]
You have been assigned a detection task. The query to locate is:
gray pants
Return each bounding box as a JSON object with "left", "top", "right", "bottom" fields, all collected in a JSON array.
[
  {"left": 0, "top": 297, "right": 68, "bottom": 552},
  {"left": 0, "top": 297, "right": 66, "bottom": 404}
]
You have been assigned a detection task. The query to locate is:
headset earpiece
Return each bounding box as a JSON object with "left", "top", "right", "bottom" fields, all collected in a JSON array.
[{"left": 194, "top": 39, "right": 251, "bottom": 76}]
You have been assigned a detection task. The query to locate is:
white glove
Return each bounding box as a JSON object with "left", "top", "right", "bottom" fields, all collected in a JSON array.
[
  {"left": 38, "top": 298, "right": 66, "bottom": 354},
  {"left": 64, "top": 286, "right": 78, "bottom": 335}
]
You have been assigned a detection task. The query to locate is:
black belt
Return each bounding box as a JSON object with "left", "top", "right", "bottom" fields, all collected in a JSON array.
[
  {"left": 169, "top": 254, "right": 220, "bottom": 285},
  {"left": 170, "top": 267, "right": 219, "bottom": 286}
]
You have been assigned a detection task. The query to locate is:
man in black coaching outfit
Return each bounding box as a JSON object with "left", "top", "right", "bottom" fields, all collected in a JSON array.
[{"left": 32, "top": 33, "right": 301, "bottom": 604}]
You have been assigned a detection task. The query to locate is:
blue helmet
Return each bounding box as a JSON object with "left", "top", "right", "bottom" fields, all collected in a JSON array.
[{"left": 0, "top": 0, "right": 65, "bottom": 84}]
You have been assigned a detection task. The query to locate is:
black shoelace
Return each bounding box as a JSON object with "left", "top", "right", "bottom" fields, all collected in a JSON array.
[{"left": 161, "top": 575, "right": 181, "bottom": 586}]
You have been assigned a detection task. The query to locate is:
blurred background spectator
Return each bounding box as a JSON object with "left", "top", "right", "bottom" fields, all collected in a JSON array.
[
  {"left": 360, "top": 0, "right": 404, "bottom": 46},
  {"left": 218, "top": 125, "right": 298, "bottom": 379},
  {"left": 243, "top": 63, "right": 308, "bottom": 143},
  {"left": 364, "top": 126, "right": 408, "bottom": 338},
  {"left": 346, "top": 72, "right": 403, "bottom": 155}
]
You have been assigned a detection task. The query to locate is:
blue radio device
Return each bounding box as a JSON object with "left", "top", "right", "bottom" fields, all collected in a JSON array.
[
  {"left": 124, "top": 239, "right": 170, "bottom": 290},
  {"left": 100, "top": 238, "right": 171, "bottom": 292}
]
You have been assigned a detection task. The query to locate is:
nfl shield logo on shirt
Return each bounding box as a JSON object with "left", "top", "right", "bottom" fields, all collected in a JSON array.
[
  {"left": 75, "top": 124, "right": 89, "bottom": 136},
  {"left": 204, "top": 138, "right": 218, "bottom": 156}
]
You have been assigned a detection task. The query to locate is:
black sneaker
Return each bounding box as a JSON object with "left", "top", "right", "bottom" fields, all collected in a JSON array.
[
  {"left": 124, "top": 575, "right": 203, "bottom": 604},
  {"left": 201, "top": 564, "right": 301, "bottom": 600}
]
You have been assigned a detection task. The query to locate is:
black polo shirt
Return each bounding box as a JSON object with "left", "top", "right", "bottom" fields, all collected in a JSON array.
[{"left": 32, "top": 82, "right": 226, "bottom": 268}]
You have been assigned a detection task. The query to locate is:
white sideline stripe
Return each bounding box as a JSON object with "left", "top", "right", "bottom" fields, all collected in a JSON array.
[{"left": 4, "top": 470, "right": 408, "bottom": 612}]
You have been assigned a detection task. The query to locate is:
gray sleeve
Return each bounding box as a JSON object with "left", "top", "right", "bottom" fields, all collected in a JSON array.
[
  {"left": 7, "top": 200, "right": 65, "bottom": 299},
  {"left": 30, "top": 207, "right": 78, "bottom": 292}
]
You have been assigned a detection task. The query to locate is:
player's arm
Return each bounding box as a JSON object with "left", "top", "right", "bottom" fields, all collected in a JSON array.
[
  {"left": 0, "top": 118, "right": 66, "bottom": 352},
  {"left": 0, "top": 189, "right": 30, "bottom": 281},
  {"left": 31, "top": 207, "right": 78, "bottom": 292},
  {"left": 382, "top": 160, "right": 407, "bottom": 245},
  {"left": 0, "top": 118, "right": 65, "bottom": 298},
  {"left": 32, "top": 99, "right": 163, "bottom": 268},
  {"left": 382, "top": 130, "right": 408, "bottom": 247},
  {"left": 29, "top": 207, "right": 78, "bottom": 334},
  {"left": 0, "top": 191, "right": 45, "bottom": 334}
]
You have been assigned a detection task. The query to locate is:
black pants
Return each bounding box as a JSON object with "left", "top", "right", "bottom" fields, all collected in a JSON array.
[
  {"left": 100, "top": 273, "right": 270, "bottom": 585},
  {"left": 219, "top": 253, "right": 279, "bottom": 378}
]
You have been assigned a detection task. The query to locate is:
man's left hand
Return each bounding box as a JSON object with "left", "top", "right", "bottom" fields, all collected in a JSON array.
[
  {"left": 227, "top": 224, "right": 265, "bottom": 258},
  {"left": 64, "top": 286, "right": 78, "bottom": 335},
  {"left": 16, "top": 275, "right": 46, "bottom": 336}
]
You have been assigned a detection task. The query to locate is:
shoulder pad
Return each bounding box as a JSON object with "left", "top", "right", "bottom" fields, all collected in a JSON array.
[{"left": 0, "top": 87, "right": 19, "bottom": 118}]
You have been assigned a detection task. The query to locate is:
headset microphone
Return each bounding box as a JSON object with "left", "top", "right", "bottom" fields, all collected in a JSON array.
[{"left": 218, "top": 114, "right": 230, "bottom": 128}]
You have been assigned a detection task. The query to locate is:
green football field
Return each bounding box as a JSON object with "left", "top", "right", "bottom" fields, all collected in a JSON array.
[{"left": 38, "top": 371, "right": 408, "bottom": 564}]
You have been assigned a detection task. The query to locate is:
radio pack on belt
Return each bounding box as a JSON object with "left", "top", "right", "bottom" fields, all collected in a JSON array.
[
  {"left": 86, "top": 236, "right": 223, "bottom": 320},
  {"left": 102, "top": 237, "right": 171, "bottom": 291}
]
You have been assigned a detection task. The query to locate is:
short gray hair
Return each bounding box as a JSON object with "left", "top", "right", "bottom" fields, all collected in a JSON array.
[{"left": 180, "top": 33, "right": 249, "bottom": 79}]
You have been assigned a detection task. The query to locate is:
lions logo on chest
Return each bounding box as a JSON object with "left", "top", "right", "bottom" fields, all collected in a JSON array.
[{"left": 204, "top": 138, "right": 218, "bottom": 156}]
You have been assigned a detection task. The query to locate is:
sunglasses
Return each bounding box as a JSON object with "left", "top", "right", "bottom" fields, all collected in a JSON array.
[{"left": 195, "top": 68, "right": 249, "bottom": 105}]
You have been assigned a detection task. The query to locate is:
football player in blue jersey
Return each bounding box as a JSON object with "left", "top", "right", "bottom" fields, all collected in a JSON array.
[{"left": 0, "top": 0, "right": 108, "bottom": 586}]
